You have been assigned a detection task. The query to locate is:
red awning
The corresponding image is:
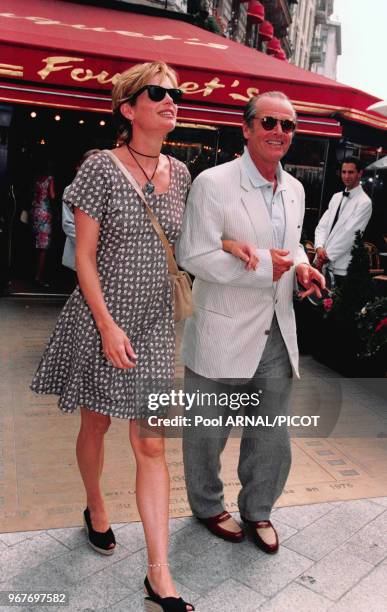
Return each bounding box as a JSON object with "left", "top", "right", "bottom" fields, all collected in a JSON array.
[
  {"left": 275, "top": 49, "right": 287, "bottom": 61},
  {"left": 259, "top": 21, "right": 274, "bottom": 42},
  {"left": 247, "top": 1, "right": 265, "bottom": 24},
  {"left": 178, "top": 105, "right": 343, "bottom": 137},
  {"left": 0, "top": 0, "right": 386, "bottom": 132}
]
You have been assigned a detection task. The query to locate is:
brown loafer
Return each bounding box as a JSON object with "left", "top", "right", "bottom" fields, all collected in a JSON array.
[
  {"left": 241, "top": 517, "right": 279, "bottom": 554},
  {"left": 198, "top": 511, "right": 244, "bottom": 543}
]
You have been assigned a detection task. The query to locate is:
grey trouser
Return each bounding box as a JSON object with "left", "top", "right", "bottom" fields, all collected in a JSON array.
[{"left": 182, "top": 315, "right": 293, "bottom": 521}]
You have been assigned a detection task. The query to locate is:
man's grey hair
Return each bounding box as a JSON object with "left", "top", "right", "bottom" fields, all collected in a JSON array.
[{"left": 243, "top": 91, "right": 297, "bottom": 127}]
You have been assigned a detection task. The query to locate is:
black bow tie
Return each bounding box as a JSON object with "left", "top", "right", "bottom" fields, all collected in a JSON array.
[{"left": 342, "top": 190, "right": 350, "bottom": 197}]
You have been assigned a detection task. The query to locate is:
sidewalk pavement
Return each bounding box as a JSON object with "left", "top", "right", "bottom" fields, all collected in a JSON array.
[{"left": 1, "top": 497, "right": 387, "bottom": 611}]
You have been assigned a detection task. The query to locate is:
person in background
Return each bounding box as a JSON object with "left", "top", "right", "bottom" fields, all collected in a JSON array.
[
  {"left": 62, "top": 149, "right": 100, "bottom": 272},
  {"left": 314, "top": 157, "right": 372, "bottom": 287},
  {"left": 30, "top": 160, "right": 56, "bottom": 287}
]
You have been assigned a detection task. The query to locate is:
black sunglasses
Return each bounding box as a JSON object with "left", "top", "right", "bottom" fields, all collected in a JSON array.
[
  {"left": 123, "top": 85, "right": 183, "bottom": 105},
  {"left": 256, "top": 116, "right": 297, "bottom": 134}
]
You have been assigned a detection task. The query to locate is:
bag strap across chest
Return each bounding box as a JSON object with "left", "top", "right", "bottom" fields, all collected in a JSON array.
[{"left": 103, "top": 149, "right": 179, "bottom": 276}]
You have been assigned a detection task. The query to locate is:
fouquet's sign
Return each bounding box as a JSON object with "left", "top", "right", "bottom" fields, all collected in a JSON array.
[
  {"left": 0, "top": 46, "right": 259, "bottom": 106},
  {"left": 0, "top": 8, "right": 260, "bottom": 107}
]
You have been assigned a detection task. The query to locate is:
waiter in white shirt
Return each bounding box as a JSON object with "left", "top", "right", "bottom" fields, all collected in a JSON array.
[{"left": 314, "top": 156, "right": 372, "bottom": 286}]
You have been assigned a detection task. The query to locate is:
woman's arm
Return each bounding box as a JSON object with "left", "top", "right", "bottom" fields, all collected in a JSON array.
[
  {"left": 222, "top": 239, "right": 259, "bottom": 271},
  {"left": 74, "top": 208, "right": 137, "bottom": 369}
]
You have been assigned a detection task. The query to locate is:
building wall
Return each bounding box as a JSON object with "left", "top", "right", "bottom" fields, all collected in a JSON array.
[
  {"left": 311, "top": 21, "right": 341, "bottom": 79},
  {"left": 289, "top": 0, "right": 317, "bottom": 70},
  {"left": 112, "top": 0, "right": 188, "bottom": 13},
  {"left": 289, "top": 0, "right": 341, "bottom": 78}
]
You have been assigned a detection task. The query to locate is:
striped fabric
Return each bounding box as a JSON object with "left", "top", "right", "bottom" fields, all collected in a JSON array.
[{"left": 175, "top": 154, "right": 309, "bottom": 380}]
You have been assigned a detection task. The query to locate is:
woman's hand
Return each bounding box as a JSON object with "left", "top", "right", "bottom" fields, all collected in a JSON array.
[
  {"left": 222, "top": 240, "right": 259, "bottom": 271},
  {"left": 99, "top": 321, "right": 137, "bottom": 369}
]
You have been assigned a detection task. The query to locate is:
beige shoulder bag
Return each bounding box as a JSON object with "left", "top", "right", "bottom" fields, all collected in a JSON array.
[{"left": 104, "top": 150, "right": 194, "bottom": 322}]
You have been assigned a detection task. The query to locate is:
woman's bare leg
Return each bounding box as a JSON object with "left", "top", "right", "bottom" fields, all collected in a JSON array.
[
  {"left": 76, "top": 407, "right": 113, "bottom": 538},
  {"left": 129, "top": 421, "right": 192, "bottom": 610}
]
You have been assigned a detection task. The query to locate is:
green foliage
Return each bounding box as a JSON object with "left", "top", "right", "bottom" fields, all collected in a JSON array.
[
  {"left": 333, "top": 231, "right": 376, "bottom": 322},
  {"left": 356, "top": 297, "right": 387, "bottom": 357}
]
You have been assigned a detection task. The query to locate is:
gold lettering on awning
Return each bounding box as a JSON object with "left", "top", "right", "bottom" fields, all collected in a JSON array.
[
  {"left": 230, "top": 87, "right": 259, "bottom": 102},
  {"left": 38, "top": 56, "right": 84, "bottom": 80},
  {"left": 0, "top": 63, "right": 23, "bottom": 77},
  {"left": 202, "top": 77, "right": 226, "bottom": 97},
  {"left": 71, "top": 68, "right": 120, "bottom": 85}
]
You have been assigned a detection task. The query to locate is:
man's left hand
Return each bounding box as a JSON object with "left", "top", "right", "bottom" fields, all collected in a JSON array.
[{"left": 296, "top": 263, "right": 326, "bottom": 299}]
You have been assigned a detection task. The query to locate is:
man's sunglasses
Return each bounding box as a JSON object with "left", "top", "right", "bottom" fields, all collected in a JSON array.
[
  {"left": 256, "top": 116, "right": 297, "bottom": 134},
  {"left": 122, "top": 85, "right": 183, "bottom": 105}
]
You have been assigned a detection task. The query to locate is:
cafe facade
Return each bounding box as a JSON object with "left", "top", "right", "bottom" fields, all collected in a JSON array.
[{"left": 1, "top": 0, "right": 387, "bottom": 292}]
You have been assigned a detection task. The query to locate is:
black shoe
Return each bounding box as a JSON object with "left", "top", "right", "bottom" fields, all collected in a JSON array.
[
  {"left": 144, "top": 576, "right": 195, "bottom": 612},
  {"left": 83, "top": 507, "right": 116, "bottom": 555}
]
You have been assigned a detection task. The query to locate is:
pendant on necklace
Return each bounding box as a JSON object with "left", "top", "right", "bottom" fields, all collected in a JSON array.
[{"left": 143, "top": 181, "right": 155, "bottom": 195}]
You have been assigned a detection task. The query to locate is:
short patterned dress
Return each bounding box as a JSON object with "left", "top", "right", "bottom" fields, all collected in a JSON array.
[
  {"left": 30, "top": 175, "right": 54, "bottom": 249},
  {"left": 30, "top": 151, "right": 191, "bottom": 419}
]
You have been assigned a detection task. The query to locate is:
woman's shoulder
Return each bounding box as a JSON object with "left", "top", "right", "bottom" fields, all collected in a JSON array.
[
  {"left": 77, "top": 150, "right": 116, "bottom": 179},
  {"left": 169, "top": 156, "right": 191, "bottom": 181}
]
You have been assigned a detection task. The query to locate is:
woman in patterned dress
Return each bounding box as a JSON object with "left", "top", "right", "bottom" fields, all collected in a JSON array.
[
  {"left": 31, "top": 62, "right": 195, "bottom": 612},
  {"left": 30, "top": 162, "right": 56, "bottom": 286}
]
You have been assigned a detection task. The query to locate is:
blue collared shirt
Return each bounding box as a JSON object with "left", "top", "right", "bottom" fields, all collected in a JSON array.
[{"left": 241, "top": 148, "right": 286, "bottom": 249}]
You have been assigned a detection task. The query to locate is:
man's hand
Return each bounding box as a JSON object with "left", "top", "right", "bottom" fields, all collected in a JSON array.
[
  {"left": 296, "top": 263, "right": 326, "bottom": 299},
  {"left": 315, "top": 247, "right": 329, "bottom": 271},
  {"left": 222, "top": 240, "right": 259, "bottom": 271},
  {"left": 270, "top": 249, "right": 294, "bottom": 281}
]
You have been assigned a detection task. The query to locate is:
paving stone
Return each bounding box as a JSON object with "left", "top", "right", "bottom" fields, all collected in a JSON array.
[
  {"left": 259, "top": 582, "right": 332, "bottom": 612},
  {"left": 336, "top": 509, "right": 387, "bottom": 565},
  {"left": 169, "top": 515, "right": 195, "bottom": 534},
  {"left": 177, "top": 541, "right": 251, "bottom": 594},
  {"left": 194, "top": 578, "right": 266, "bottom": 611},
  {"left": 109, "top": 589, "right": 145, "bottom": 611},
  {"left": 169, "top": 521, "right": 219, "bottom": 557},
  {"left": 284, "top": 499, "right": 385, "bottom": 561},
  {"left": 57, "top": 570, "right": 132, "bottom": 611},
  {"left": 369, "top": 496, "right": 387, "bottom": 507},
  {"left": 0, "top": 529, "right": 46, "bottom": 546},
  {"left": 236, "top": 546, "right": 314, "bottom": 598},
  {"left": 330, "top": 564, "right": 387, "bottom": 612},
  {"left": 273, "top": 502, "right": 335, "bottom": 530},
  {"left": 41, "top": 543, "right": 131, "bottom": 585},
  {"left": 111, "top": 520, "right": 146, "bottom": 553},
  {"left": 296, "top": 548, "right": 373, "bottom": 601},
  {"left": 5, "top": 558, "right": 74, "bottom": 590},
  {"left": 0, "top": 534, "right": 69, "bottom": 583},
  {"left": 103, "top": 548, "right": 147, "bottom": 591},
  {"left": 47, "top": 526, "right": 85, "bottom": 550}
]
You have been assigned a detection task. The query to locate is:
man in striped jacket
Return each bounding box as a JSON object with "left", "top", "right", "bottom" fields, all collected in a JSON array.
[{"left": 176, "top": 92, "right": 324, "bottom": 554}]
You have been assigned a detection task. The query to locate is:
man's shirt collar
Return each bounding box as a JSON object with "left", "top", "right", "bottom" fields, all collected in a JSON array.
[
  {"left": 242, "top": 147, "right": 286, "bottom": 193},
  {"left": 344, "top": 184, "right": 363, "bottom": 198}
]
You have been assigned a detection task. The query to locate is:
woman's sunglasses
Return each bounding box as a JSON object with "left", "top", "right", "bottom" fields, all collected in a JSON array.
[
  {"left": 122, "top": 85, "right": 183, "bottom": 105},
  {"left": 256, "top": 116, "right": 297, "bottom": 134}
]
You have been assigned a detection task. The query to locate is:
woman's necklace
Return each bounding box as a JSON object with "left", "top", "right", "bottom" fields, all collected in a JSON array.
[{"left": 127, "top": 144, "right": 159, "bottom": 195}]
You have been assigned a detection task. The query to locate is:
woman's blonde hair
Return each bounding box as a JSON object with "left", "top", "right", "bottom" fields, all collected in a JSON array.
[{"left": 112, "top": 61, "right": 179, "bottom": 145}]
